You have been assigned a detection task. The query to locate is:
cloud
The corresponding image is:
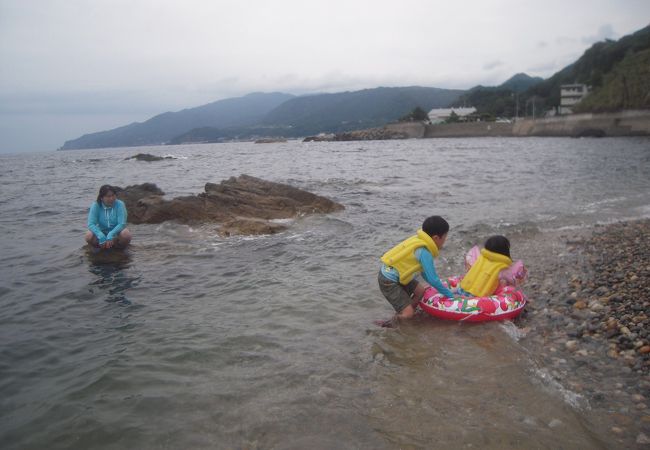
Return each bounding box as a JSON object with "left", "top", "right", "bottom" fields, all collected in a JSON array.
[
  {"left": 581, "top": 24, "right": 617, "bottom": 44},
  {"left": 526, "top": 60, "right": 563, "bottom": 74},
  {"left": 555, "top": 36, "right": 578, "bottom": 45},
  {"left": 483, "top": 60, "right": 504, "bottom": 71}
]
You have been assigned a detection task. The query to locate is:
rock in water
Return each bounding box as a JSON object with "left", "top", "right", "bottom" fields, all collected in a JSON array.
[
  {"left": 125, "top": 153, "right": 174, "bottom": 162},
  {"left": 114, "top": 175, "right": 344, "bottom": 236}
]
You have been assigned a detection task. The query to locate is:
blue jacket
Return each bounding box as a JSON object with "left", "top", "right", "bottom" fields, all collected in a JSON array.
[{"left": 87, "top": 199, "right": 128, "bottom": 244}]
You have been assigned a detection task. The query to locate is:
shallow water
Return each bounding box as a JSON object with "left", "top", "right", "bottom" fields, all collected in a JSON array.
[{"left": 1, "top": 138, "right": 649, "bottom": 449}]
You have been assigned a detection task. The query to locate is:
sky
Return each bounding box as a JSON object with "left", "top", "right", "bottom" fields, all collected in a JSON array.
[{"left": 0, "top": 0, "right": 648, "bottom": 153}]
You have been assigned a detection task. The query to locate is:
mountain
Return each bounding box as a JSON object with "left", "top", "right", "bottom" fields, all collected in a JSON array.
[
  {"left": 171, "top": 86, "right": 465, "bottom": 143},
  {"left": 450, "top": 73, "right": 543, "bottom": 118},
  {"left": 574, "top": 48, "right": 650, "bottom": 113},
  {"left": 62, "top": 86, "right": 463, "bottom": 149},
  {"left": 260, "top": 86, "right": 464, "bottom": 134},
  {"left": 498, "top": 73, "right": 544, "bottom": 93},
  {"left": 59, "top": 92, "right": 295, "bottom": 150}
]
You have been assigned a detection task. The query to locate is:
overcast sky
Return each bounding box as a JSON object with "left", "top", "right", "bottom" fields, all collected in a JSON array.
[{"left": 0, "top": 0, "right": 648, "bottom": 153}]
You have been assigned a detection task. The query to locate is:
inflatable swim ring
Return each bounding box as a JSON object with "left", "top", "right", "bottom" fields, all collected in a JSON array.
[{"left": 419, "top": 276, "right": 526, "bottom": 322}]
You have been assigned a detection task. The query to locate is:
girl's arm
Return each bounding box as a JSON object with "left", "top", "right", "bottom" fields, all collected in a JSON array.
[
  {"left": 464, "top": 245, "right": 480, "bottom": 272},
  {"left": 106, "top": 201, "right": 127, "bottom": 241},
  {"left": 87, "top": 203, "right": 107, "bottom": 244},
  {"left": 499, "top": 260, "right": 528, "bottom": 287}
]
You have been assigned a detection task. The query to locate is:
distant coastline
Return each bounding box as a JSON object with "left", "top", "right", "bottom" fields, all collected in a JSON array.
[
  {"left": 312, "top": 110, "right": 650, "bottom": 142},
  {"left": 58, "top": 109, "right": 650, "bottom": 151}
]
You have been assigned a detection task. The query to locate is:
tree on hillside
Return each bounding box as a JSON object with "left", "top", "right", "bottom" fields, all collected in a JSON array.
[
  {"left": 399, "top": 106, "right": 429, "bottom": 122},
  {"left": 446, "top": 111, "right": 460, "bottom": 123},
  {"left": 523, "top": 25, "right": 650, "bottom": 111},
  {"left": 574, "top": 48, "right": 650, "bottom": 113}
]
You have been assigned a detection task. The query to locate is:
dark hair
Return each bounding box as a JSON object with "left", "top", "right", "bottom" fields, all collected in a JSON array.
[
  {"left": 422, "top": 216, "right": 449, "bottom": 237},
  {"left": 97, "top": 185, "right": 116, "bottom": 204},
  {"left": 485, "top": 235, "right": 511, "bottom": 258}
]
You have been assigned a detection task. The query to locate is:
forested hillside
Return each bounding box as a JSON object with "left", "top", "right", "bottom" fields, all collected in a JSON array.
[{"left": 527, "top": 25, "right": 650, "bottom": 113}]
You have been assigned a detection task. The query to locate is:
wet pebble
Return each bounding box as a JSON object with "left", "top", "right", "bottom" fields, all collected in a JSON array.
[
  {"left": 520, "top": 220, "right": 650, "bottom": 442},
  {"left": 638, "top": 433, "right": 650, "bottom": 444},
  {"left": 565, "top": 340, "right": 578, "bottom": 352}
]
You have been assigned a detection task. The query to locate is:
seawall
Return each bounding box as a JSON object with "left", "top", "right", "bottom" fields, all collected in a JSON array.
[
  {"left": 384, "top": 110, "right": 650, "bottom": 138},
  {"left": 422, "top": 122, "right": 513, "bottom": 138},
  {"left": 382, "top": 122, "right": 427, "bottom": 138},
  {"left": 512, "top": 110, "right": 650, "bottom": 137}
]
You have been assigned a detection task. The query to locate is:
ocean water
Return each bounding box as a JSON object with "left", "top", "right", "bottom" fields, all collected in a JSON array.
[{"left": 1, "top": 137, "right": 649, "bottom": 449}]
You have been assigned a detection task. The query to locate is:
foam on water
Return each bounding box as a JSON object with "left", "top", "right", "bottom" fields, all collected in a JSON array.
[
  {"left": 498, "top": 320, "right": 526, "bottom": 341},
  {"left": 531, "top": 367, "right": 590, "bottom": 411}
]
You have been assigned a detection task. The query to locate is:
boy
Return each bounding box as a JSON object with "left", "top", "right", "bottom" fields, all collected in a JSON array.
[{"left": 378, "top": 216, "right": 454, "bottom": 320}]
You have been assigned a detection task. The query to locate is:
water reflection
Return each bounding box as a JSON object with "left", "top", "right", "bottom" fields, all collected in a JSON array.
[{"left": 85, "top": 246, "right": 138, "bottom": 305}]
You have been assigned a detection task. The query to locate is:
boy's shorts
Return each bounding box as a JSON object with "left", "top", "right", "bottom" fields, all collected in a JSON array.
[{"left": 378, "top": 270, "right": 419, "bottom": 313}]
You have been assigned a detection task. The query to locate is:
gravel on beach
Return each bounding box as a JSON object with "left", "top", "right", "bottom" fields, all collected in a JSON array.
[{"left": 519, "top": 219, "right": 650, "bottom": 447}]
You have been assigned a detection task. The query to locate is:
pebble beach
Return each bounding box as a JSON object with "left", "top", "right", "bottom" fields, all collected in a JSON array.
[{"left": 519, "top": 219, "right": 650, "bottom": 447}]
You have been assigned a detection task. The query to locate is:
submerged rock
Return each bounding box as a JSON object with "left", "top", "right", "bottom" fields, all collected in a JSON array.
[
  {"left": 125, "top": 153, "right": 174, "bottom": 162},
  {"left": 114, "top": 174, "right": 344, "bottom": 236},
  {"left": 254, "top": 138, "right": 288, "bottom": 143}
]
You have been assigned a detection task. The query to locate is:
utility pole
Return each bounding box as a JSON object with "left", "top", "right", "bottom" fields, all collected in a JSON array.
[
  {"left": 515, "top": 92, "right": 519, "bottom": 119},
  {"left": 532, "top": 97, "right": 536, "bottom": 120}
]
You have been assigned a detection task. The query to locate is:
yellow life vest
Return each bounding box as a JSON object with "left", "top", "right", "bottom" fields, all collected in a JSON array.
[
  {"left": 380, "top": 229, "right": 439, "bottom": 284},
  {"left": 460, "top": 248, "right": 512, "bottom": 297}
]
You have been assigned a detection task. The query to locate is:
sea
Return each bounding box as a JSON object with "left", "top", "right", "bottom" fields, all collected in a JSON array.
[{"left": 1, "top": 137, "right": 649, "bottom": 449}]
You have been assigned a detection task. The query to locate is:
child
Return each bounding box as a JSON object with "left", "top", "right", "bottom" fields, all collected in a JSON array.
[
  {"left": 458, "top": 235, "right": 527, "bottom": 297},
  {"left": 378, "top": 216, "right": 455, "bottom": 320},
  {"left": 85, "top": 185, "right": 131, "bottom": 250}
]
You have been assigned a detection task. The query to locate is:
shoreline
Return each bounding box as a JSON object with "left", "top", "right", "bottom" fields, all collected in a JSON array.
[
  {"left": 517, "top": 218, "right": 650, "bottom": 447},
  {"left": 302, "top": 110, "right": 650, "bottom": 142}
]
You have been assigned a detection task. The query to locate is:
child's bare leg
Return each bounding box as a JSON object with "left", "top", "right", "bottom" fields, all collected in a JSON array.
[
  {"left": 397, "top": 304, "right": 416, "bottom": 319},
  {"left": 412, "top": 282, "right": 431, "bottom": 302},
  {"left": 85, "top": 231, "right": 99, "bottom": 247},
  {"left": 395, "top": 282, "right": 432, "bottom": 320},
  {"left": 115, "top": 228, "right": 132, "bottom": 248}
]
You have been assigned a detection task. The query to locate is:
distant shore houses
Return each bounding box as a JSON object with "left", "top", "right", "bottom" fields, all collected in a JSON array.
[
  {"left": 428, "top": 107, "right": 477, "bottom": 124},
  {"left": 428, "top": 83, "right": 590, "bottom": 123},
  {"left": 559, "top": 83, "right": 589, "bottom": 114}
]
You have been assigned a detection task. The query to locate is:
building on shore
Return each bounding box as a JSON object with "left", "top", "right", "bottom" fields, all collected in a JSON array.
[
  {"left": 428, "top": 107, "right": 477, "bottom": 124},
  {"left": 559, "top": 84, "right": 589, "bottom": 114}
]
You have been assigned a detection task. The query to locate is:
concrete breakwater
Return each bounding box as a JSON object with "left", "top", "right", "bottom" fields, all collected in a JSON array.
[
  {"left": 513, "top": 109, "right": 650, "bottom": 137},
  {"left": 381, "top": 109, "right": 650, "bottom": 138}
]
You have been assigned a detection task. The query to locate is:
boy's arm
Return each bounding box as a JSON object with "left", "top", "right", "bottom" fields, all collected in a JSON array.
[
  {"left": 418, "top": 248, "right": 455, "bottom": 298},
  {"left": 87, "top": 203, "right": 107, "bottom": 244}
]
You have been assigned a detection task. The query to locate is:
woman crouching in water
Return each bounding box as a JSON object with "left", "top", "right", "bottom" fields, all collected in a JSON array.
[{"left": 85, "top": 185, "right": 132, "bottom": 249}]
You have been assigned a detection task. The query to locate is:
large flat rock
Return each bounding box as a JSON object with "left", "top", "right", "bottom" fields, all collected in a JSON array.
[{"left": 114, "top": 175, "right": 344, "bottom": 235}]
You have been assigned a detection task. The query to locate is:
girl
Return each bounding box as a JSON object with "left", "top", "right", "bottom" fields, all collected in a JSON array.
[
  {"left": 458, "top": 235, "right": 527, "bottom": 297},
  {"left": 85, "top": 185, "right": 132, "bottom": 249}
]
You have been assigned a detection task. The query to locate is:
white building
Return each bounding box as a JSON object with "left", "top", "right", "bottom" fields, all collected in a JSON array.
[
  {"left": 428, "top": 107, "right": 477, "bottom": 124},
  {"left": 559, "top": 84, "right": 589, "bottom": 114}
]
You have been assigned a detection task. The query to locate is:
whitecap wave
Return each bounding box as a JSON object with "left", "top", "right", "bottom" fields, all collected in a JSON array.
[{"left": 531, "top": 367, "right": 590, "bottom": 410}]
